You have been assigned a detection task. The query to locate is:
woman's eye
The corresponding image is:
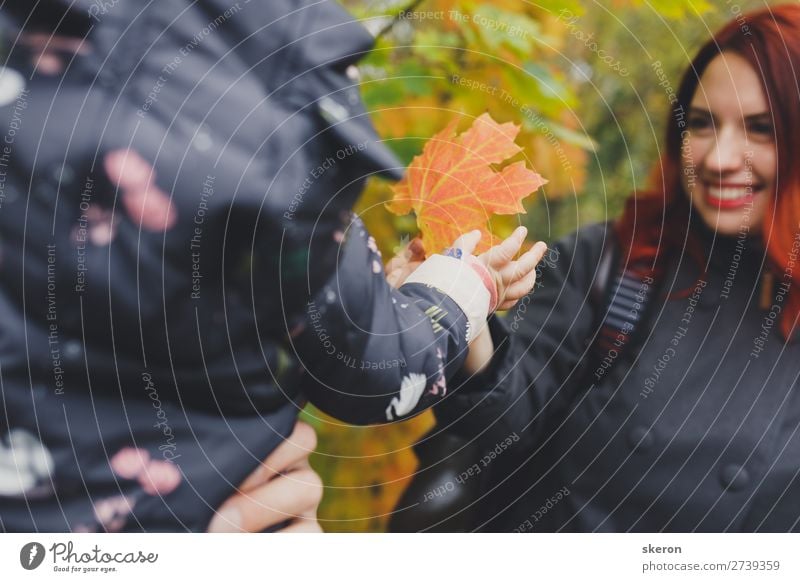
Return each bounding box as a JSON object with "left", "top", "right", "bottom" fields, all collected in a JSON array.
[
  {"left": 747, "top": 121, "right": 774, "bottom": 139},
  {"left": 687, "top": 116, "right": 712, "bottom": 131}
]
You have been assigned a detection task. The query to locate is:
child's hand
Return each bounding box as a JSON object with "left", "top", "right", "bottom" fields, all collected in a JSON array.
[
  {"left": 385, "top": 237, "right": 425, "bottom": 288},
  {"left": 455, "top": 227, "right": 548, "bottom": 313},
  {"left": 457, "top": 229, "right": 546, "bottom": 374},
  {"left": 481, "top": 227, "right": 548, "bottom": 311}
]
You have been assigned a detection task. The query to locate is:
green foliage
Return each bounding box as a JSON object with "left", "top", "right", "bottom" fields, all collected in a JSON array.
[
  {"left": 564, "top": 0, "right": 772, "bottom": 237},
  {"left": 312, "top": 0, "right": 779, "bottom": 532}
]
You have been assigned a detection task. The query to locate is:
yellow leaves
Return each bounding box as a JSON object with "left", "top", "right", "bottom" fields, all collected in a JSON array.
[{"left": 625, "top": 0, "right": 714, "bottom": 19}]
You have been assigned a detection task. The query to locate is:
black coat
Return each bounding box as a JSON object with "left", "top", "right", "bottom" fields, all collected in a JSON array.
[
  {"left": 0, "top": 1, "right": 471, "bottom": 531},
  {"left": 440, "top": 218, "right": 800, "bottom": 532}
]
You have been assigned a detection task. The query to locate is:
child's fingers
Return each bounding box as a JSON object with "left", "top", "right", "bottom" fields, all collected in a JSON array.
[
  {"left": 238, "top": 421, "right": 317, "bottom": 492},
  {"left": 530, "top": 241, "right": 548, "bottom": 264},
  {"left": 503, "top": 268, "right": 539, "bottom": 301},
  {"left": 384, "top": 256, "right": 404, "bottom": 276},
  {"left": 386, "top": 269, "right": 402, "bottom": 288},
  {"left": 491, "top": 240, "right": 545, "bottom": 287},
  {"left": 386, "top": 260, "right": 424, "bottom": 288},
  {"left": 495, "top": 243, "right": 547, "bottom": 310},
  {"left": 208, "top": 463, "right": 323, "bottom": 533},
  {"left": 408, "top": 237, "right": 426, "bottom": 260},
  {"left": 482, "top": 227, "right": 527, "bottom": 268},
  {"left": 512, "top": 241, "right": 547, "bottom": 277},
  {"left": 278, "top": 508, "right": 324, "bottom": 533},
  {"left": 385, "top": 238, "right": 426, "bottom": 283},
  {"left": 451, "top": 229, "right": 482, "bottom": 255},
  {"left": 507, "top": 241, "right": 547, "bottom": 281}
]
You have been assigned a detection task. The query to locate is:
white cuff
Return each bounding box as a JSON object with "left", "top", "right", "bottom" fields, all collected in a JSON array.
[{"left": 403, "top": 254, "right": 490, "bottom": 342}]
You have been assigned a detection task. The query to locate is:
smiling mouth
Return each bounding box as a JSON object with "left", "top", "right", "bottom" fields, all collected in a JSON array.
[{"left": 705, "top": 184, "right": 761, "bottom": 209}]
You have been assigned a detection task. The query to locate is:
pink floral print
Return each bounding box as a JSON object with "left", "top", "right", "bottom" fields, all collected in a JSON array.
[
  {"left": 110, "top": 447, "right": 181, "bottom": 496},
  {"left": 104, "top": 149, "right": 177, "bottom": 231}
]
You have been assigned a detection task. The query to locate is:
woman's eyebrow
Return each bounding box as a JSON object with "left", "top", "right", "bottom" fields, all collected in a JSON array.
[
  {"left": 688, "top": 107, "right": 771, "bottom": 121},
  {"left": 744, "top": 112, "right": 772, "bottom": 121}
]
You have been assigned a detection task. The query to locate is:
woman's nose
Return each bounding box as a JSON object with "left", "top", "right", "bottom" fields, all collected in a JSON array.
[{"left": 704, "top": 130, "right": 747, "bottom": 174}]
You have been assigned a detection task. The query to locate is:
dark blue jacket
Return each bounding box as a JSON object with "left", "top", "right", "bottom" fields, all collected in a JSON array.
[
  {"left": 440, "top": 219, "right": 800, "bottom": 532},
  {"left": 0, "top": 0, "right": 469, "bottom": 531}
]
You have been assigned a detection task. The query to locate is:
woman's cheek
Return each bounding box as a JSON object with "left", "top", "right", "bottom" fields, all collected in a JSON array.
[{"left": 681, "top": 138, "right": 706, "bottom": 192}]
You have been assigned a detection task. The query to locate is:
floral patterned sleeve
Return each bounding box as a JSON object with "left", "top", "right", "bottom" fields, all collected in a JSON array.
[{"left": 287, "top": 216, "right": 471, "bottom": 424}]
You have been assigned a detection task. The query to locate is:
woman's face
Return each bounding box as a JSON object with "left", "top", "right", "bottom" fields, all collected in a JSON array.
[{"left": 681, "top": 52, "right": 776, "bottom": 236}]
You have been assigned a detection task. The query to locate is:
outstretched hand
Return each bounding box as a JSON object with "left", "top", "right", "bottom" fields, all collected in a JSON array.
[
  {"left": 449, "top": 228, "right": 548, "bottom": 376},
  {"left": 450, "top": 227, "right": 548, "bottom": 313},
  {"left": 207, "top": 421, "right": 323, "bottom": 533},
  {"left": 387, "top": 228, "right": 547, "bottom": 313},
  {"left": 385, "top": 238, "right": 426, "bottom": 288}
]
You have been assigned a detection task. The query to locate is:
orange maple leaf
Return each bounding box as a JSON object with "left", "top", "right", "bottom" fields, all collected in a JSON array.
[{"left": 387, "top": 112, "right": 547, "bottom": 254}]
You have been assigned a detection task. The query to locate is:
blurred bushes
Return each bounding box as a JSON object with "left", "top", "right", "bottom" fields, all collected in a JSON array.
[{"left": 309, "top": 0, "right": 774, "bottom": 532}]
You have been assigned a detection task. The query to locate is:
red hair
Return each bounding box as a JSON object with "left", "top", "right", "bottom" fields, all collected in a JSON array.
[{"left": 615, "top": 4, "right": 800, "bottom": 340}]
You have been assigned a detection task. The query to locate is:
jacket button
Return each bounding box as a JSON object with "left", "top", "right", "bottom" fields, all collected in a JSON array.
[
  {"left": 346, "top": 88, "right": 360, "bottom": 106},
  {"left": 720, "top": 464, "right": 749, "bottom": 491},
  {"left": 345, "top": 65, "right": 360, "bottom": 81},
  {"left": 53, "top": 164, "right": 74, "bottom": 185},
  {"left": 193, "top": 128, "right": 213, "bottom": 152},
  {"left": 0, "top": 66, "right": 26, "bottom": 106},
  {"left": 317, "top": 96, "right": 349, "bottom": 124},
  {"left": 32, "top": 383, "right": 47, "bottom": 399},
  {"left": 627, "top": 426, "right": 653, "bottom": 452},
  {"left": 63, "top": 340, "right": 83, "bottom": 362},
  {"left": 34, "top": 182, "right": 56, "bottom": 202}
]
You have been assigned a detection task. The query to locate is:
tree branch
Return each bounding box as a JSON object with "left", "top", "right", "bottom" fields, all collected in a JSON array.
[{"left": 374, "top": 0, "right": 425, "bottom": 42}]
